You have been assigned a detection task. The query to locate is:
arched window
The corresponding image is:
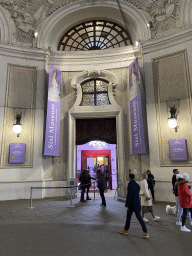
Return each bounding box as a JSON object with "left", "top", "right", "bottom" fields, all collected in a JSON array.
[
  {"left": 80, "top": 79, "right": 110, "bottom": 106},
  {"left": 58, "top": 20, "right": 132, "bottom": 51}
]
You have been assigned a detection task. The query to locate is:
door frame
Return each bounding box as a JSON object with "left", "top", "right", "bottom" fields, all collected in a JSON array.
[{"left": 67, "top": 69, "right": 126, "bottom": 197}]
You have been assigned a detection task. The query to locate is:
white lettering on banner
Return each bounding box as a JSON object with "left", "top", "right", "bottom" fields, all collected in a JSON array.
[
  {"left": 49, "top": 103, "right": 55, "bottom": 133},
  {"left": 133, "top": 101, "right": 138, "bottom": 132},
  {"left": 48, "top": 136, "right": 53, "bottom": 148},
  {"left": 48, "top": 103, "right": 55, "bottom": 148},
  {"left": 134, "top": 134, "right": 139, "bottom": 147}
]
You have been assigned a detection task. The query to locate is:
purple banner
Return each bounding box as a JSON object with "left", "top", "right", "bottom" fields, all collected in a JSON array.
[
  {"left": 44, "top": 66, "right": 61, "bottom": 156},
  {"left": 9, "top": 143, "right": 25, "bottom": 163},
  {"left": 169, "top": 139, "right": 187, "bottom": 161},
  {"left": 129, "top": 59, "right": 146, "bottom": 154}
]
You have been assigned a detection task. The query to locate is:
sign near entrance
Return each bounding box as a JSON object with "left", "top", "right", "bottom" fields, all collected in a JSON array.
[
  {"left": 169, "top": 139, "right": 187, "bottom": 161},
  {"left": 9, "top": 143, "right": 26, "bottom": 163},
  {"left": 129, "top": 59, "right": 147, "bottom": 154},
  {"left": 44, "top": 65, "right": 61, "bottom": 156}
]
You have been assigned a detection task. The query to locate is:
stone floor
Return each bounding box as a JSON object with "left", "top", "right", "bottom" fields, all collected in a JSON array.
[{"left": 0, "top": 190, "right": 191, "bottom": 256}]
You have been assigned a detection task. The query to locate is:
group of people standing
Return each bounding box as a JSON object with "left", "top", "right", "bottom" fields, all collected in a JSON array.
[
  {"left": 172, "top": 169, "right": 192, "bottom": 232},
  {"left": 79, "top": 168, "right": 107, "bottom": 206}
]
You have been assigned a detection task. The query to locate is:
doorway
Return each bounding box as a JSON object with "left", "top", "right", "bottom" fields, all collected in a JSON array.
[{"left": 77, "top": 143, "right": 117, "bottom": 190}]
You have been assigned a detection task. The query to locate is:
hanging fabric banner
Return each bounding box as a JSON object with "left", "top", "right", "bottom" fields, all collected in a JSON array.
[
  {"left": 129, "top": 59, "right": 147, "bottom": 154},
  {"left": 44, "top": 66, "right": 61, "bottom": 156}
]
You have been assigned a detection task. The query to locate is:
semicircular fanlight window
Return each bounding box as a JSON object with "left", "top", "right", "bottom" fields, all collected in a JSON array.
[{"left": 58, "top": 20, "right": 132, "bottom": 51}]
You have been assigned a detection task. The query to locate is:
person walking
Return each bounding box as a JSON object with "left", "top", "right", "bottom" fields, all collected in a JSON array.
[
  {"left": 119, "top": 173, "right": 149, "bottom": 238},
  {"left": 97, "top": 169, "right": 106, "bottom": 206},
  {"left": 172, "top": 169, "right": 179, "bottom": 213},
  {"left": 178, "top": 173, "right": 192, "bottom": 232},
  {"left": 146, "top": 170, "right": 155, "bottom": 202},
  {"left": 175, "top": 174, "right": 192, "bottom": 226},
  {"left": 79, "top": 169, "right": 88, "bottom": 202},
  {"left": 140, "top": 173, "right": 160, "bottom": 222}
]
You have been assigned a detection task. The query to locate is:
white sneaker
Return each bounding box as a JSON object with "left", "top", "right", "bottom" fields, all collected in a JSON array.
[
  {"left": 152, "top": 216, "right": 160, "bottom": 221},
  {"left": 176, "top": 221, "right": 182, "bottom": 226},
  {"left": 180, "top": 226, "right": 191, "bottom": 232},
  {"left": 143, "top": 217, "right": 149, "bottom": 222}
]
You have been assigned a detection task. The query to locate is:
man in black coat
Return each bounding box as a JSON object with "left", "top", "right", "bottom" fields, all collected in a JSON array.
[
  {"left": 97, "top": 169, "right": 106, "bottom": 206},
  {"left": 79, "top": 169, "right": 88, "bottom": 202},
  {"left": 119, "top": 174, "right": 149, "bottom": 238}
]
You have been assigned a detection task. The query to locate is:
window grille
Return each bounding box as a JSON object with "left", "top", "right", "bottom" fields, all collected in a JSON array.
[
  {"left": 80, "top": 79, "right": 110, "bottom": 106},
  {"left": 58, "top": 20, "right": 132, "bottom": 51}
]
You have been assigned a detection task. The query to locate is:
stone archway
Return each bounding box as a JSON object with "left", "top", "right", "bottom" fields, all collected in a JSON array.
[{"left": 35, "top": 1, "right": 151, "bottom": 50}]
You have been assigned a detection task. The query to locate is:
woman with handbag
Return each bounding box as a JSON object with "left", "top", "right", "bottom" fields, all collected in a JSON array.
[{"left": 140, "top": 173, "right": 160, "bottom": 222}]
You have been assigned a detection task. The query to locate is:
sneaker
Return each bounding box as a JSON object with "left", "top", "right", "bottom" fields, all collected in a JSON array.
[
  {"left": 152, "top": 216, "right": 160, "bottom": 221},
  {"left": 119, "top": 228, "right": 128, "bottom": 235},
  {"left": 100, "top": 203, "right": 106, "bottom": 206},
  {"left": 80, "top": 200, "right": 86, "bottom": 202},
  {"left": 180, "top": 226, "right": 191, "bottom": 232},
  {"left": 176, "top": 221, "right": 182, "bottom": 226},
  {"left": 143, "top": 217, "right": 149, "bottom": 222},
  {"left": 86, "top": 198, "right": 91, "bottom": 200},
  {"left": 140, "top": 232, "right": 149, "bottom": 238}
]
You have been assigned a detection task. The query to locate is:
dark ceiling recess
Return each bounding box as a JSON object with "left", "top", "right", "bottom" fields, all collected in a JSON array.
[
  {"left": 76, "top": 118, "right": 117, "bottom": 145},
  {"left": 58, "top": 20, "right": 132, "bottom": 51}
]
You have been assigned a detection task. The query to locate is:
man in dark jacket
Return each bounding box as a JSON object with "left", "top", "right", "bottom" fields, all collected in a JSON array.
[
  {"left": 79, "top": 169, "right": 88, "bottom": 202},
  {"left": 97, "top": 169, "right": 106, "bottom": 206},
  {"left": 119, "top": 174, "right": 149, "bottom": 238},
  {"left": 172, "top": 169, "right": 179, "bottom": 191},
  {"left": 147, "top": 170, "right": 155, "bottom": 202}
]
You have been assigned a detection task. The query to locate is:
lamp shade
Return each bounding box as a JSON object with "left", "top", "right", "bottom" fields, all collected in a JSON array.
[
  {"left": 168, "top": 118, "right": 177, "bottom": 129},
  {"left": 13, "top": 124, "right": 22, "bottom": 134}
]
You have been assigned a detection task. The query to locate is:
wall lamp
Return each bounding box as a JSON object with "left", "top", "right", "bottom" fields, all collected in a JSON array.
[
  {"left": 168, "top": 105, "right": 178, "bottom": 132},
  {"left": 33, "top": 31, "right": 38, "bottom": 38},
  {"left": 13, "top": 113, "right": 22, "bottom": 137}
]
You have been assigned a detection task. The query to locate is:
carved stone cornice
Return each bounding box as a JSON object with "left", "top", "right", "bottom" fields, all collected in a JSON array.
[
  {"left": 0, "top": 0, "right": 181, "bottom": 44},
  {"left": 142, "top": 27, "right": 192, "bottom": 54},
  {"left": 0, "top": 42, "right": 49, "bottom": 61}
]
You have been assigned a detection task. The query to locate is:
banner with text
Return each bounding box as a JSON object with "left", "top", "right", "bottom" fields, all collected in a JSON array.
[
  {"left": 129, "top": 59, "right": 147, "bottom": 154},
  {"left": 44, "top": 66, "right": 61, "bottom": 156}
]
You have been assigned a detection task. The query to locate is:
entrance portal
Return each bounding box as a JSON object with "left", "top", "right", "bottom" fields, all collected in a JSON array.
[
  {"left": 77, "top": 142, "right": 117, "bottom": 190},
  {"left": 76, "top": 118, "right": 117, "bottom": 190}
]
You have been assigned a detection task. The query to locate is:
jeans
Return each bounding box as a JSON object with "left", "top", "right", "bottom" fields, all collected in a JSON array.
[
  {"left": 176, "top": 199, "right": 191, "bottom": 222},
  {"left": 86, "top": 185, "right": 90, "bottom": 199},
  {"left": 149, "top": 186, "right": 155, "bottom": 201},
  {"left": 175, "top": 196, "right": 179, "bottom": 213},
  {"left": 182, "top": 208, "right": 192, "bottom": 226},
  {"left": 125, "top": 209, "right": 147, "bottom": 233},
  {"left": 99, "top": 188, "right": 106, "bottom": 206},
  {"left": 81, "top": 187, "right": 86, "bottom": 201}
]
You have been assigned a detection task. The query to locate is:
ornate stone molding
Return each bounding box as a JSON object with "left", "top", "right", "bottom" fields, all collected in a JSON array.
[
  {"left": 0, "top": 0, "right": 181, "bottom": 43},
  {"left": 71, "top": 69, "right": 117, "bottom": 90},
  {"left": 0, "top": 0, "right": 55, "bottom": 43},
  {"left": 124, "top": 0, "right": 180, "bottom": 34}
]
